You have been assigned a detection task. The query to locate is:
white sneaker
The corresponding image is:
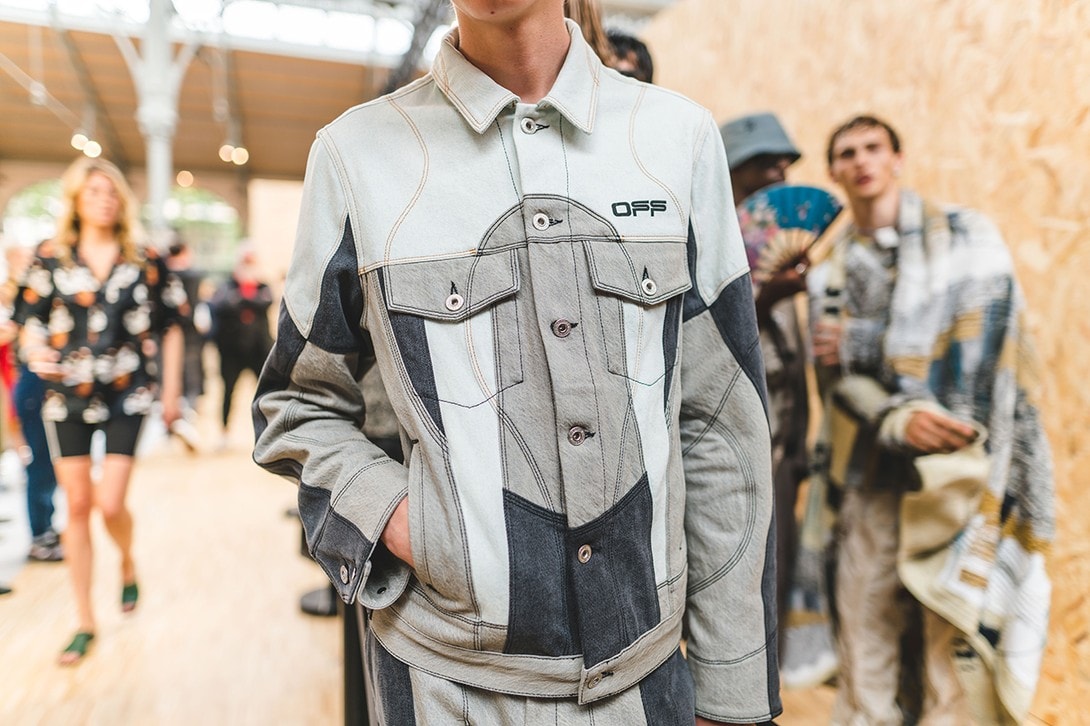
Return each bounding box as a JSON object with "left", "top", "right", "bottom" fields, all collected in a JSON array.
[{"left": 170, "top": 417, "right": 201, "bottom": 453}]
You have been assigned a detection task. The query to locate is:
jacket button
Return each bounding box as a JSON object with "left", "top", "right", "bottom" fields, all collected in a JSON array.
[
  {"left": 567, "top": 425, "right": 586, "bottom": 446},
  {"left": 445, "top": 293, "right": 464, "bottom": 312},
  {"left": 551, "top": 319, "right": 572, "bottom": 338},
  {"left": 520, "top": 117, "right": 538, "bottom": 134},
  {"left": 577, "top": 544, "right": 592, "bottom": 563},
  {"left": 587, "top": 673, "right": 602, "bottom": 688},
  {"left": 641, "top": 277, "right": 657, "bottom": 296},
  {"left": 339, "top": 564, "right": 350, "bottom": 584},
  {"left": 532, "top": 212, "right": 551, "bottom": 231}
]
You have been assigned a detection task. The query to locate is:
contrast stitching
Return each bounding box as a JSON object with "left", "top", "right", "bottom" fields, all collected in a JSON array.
[
  {"left": 628, "top": 87, "right": 683, "bottom": 217},
  {"left": 384, "top": 97, "right": 430, "bottom": 264}
]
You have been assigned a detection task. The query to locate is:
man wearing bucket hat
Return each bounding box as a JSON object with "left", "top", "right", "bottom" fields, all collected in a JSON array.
[
  {"left": 720, "top": 112, "right": 802, "bottom": 207},
  {"left": 720, "top": 112, "right": 809, "bottom": 646}
]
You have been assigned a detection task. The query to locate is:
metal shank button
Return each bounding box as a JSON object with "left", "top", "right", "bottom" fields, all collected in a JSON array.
[
  {"left": 532, "top": 212, "right": 551, "bottom": 231},
  {"left": 641, "top": 278, "right": 657, "bottom": 296},
  {"left": 551, "top": 319, "right": 572, "bottom": 338},
  {"left": 587, "top": 673, "right": 602, "bottom": 689},
  {"left": 567, "top": 425, "right": 586, "bottom": 446},
  {"left": 445, "top": 293, "right": 464, "bottom": 312},
  {"left": 520, "top": 117, "right": 537, "bottom": 134},
  {"left": 339, "top": 564, "right": 350, "bottom": 584},
  {"left": 577, "top": 544, "right": 593, "bottom": 563}
]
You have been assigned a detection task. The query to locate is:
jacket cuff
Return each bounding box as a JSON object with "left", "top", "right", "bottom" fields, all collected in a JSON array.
[
  {"left": 302, "top": 460, "right": 412, "bottom": 609},
  {"left": 358, "top": 538, "right": 412, "bottom": 609},
  {"left": 689, "top": 651, "right": 782, "bottom": 724}
]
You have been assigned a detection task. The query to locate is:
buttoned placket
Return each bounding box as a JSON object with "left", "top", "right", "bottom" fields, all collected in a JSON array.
[{"left": 505, "top": 105, "right": 608, "bottom": 688}]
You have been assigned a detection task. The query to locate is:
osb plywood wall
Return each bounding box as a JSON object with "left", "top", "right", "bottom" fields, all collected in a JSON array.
[{"left": 644, "top": 0, "right": 1089, "bottom": 721}]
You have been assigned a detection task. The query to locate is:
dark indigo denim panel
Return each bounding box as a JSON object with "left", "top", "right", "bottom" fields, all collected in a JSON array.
[
  {"left": 682, "top": 222, "right": 708, "bottom": 322},
  {"left": 377, "top": 269, "right": 445, "bottom": 435},
  {"left": 502, "top": 490, "right": 581, "bottom": 656},
  {"left": 661, "top": 294, "right": 682, "bottom": 412},
  {"left": 707, "top": 273, "right": 769, "bottom": 414},
  {"left": 567, "top": 474, "right": 660, "bottom": 666},
  {"left": 252, "top": 302, "right": 309, "bottom": 442},
  {"left": 638, "top": 648, "right": 695, "bottom": 726},
  {"left": 297, "top": 482, "right": 333, "bottom": 554},
  {"left": 760, "top": 512, "right": 783, "bottom": 714},
  {"left": 369, "top": 630, "right": 418, "bottom": 725},
  {"left": 310, "top": 216, "right": 370, "bottom": 361},
  {"left": 298, "top": 482, "right": 372, "bottom": 602},
  {"left": 385, "top": 310, "right": 445, "bottom": 435}
]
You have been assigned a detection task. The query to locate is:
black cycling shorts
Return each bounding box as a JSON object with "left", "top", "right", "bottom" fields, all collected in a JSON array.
[{"left": 45, "top": 414, "right": 146, "bottom": 459}]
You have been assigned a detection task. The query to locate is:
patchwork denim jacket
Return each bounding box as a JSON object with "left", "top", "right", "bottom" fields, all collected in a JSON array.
[{"left": 254, "top": 21, "right": 780, "bottom": 723}]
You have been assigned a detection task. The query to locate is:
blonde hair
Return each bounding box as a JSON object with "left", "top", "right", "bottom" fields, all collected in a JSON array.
[
  {"left": 54, "top": 156, "right": 143, "bottom": 265},
  {"left": 565, "top": 0, "right": 616, "bottom": 66}
]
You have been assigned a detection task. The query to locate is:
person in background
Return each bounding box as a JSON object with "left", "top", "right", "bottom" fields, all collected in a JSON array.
[
  {"left": 564, "top": 0, "right": 615, "bottom": 65},
  {"left": 210, "top": 244, "right": 273, "bottom": 450},
  {"left": 164, "top": 237, "right": 206, "bottom": 451},
  {"left": 810, "top": 114, "right": 1054, "bottom": 724},
  {"left": 253, "top": 0, "right": 779, "bottom": 722},
  {"left": 720, "top": 112, "right": 802, "bottom": 208},
  {"left": 607, "top": 29, "right": 654, "bottom": 83},
  {"left": 720, "top": 111, "right": 807, "bottom": 639},
  {"left": 3, "top": 241, "right": 64, "bottom": 561},
  {"left": 12, "top": 157, "right": 186, "bottom": 665}
]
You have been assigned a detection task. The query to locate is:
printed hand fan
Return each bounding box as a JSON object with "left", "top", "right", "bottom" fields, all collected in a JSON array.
[{"left": 736, "top": 184, "right": 843, "bottom": 285}]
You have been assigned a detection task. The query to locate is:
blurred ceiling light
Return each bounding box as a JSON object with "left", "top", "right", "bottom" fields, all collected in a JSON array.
[
  {"left": 231, "top": 146, "right": 250, "bottom": 165},
  {"left": 70, "top": 131, "right": 89, "bottom": 150},
  {"left": 83, "top": 140, "right": 102, "bottom": 158},
  {"left": 176, "top": 170, "right": 195, "bottom": 187},
  {"left": 219, "top": 143, "right": 235, "bottom": 162}
]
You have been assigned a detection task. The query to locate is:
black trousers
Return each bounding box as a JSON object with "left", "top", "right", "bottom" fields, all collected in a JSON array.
[{"left": 219, "top": 348, "right": 268, "bottom": 427}]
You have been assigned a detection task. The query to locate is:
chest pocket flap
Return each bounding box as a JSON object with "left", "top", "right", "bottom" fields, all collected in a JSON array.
[
  {"left": 585, "top": 240, "right": 692, "bottom": 304},
  {"left": 383, "top": 249, "right": 520, "bottom": 321}
]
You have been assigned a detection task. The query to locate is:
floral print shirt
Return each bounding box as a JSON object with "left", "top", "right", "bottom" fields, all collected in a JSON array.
[{"left": 14, "top": 248, "right": 186, "bottom": 423}]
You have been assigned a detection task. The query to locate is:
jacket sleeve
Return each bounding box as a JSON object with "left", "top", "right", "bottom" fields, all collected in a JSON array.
[
  {"left": 678, "top": 112, "right": 781, "bottom": 723},
  {"left": 252, "top": 133, "right": 411, "bottom": 609}
]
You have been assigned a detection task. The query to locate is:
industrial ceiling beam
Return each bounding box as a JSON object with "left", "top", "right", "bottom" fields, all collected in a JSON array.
[{"left": 54, "top": 26, "right": 130, "bottom": 171}]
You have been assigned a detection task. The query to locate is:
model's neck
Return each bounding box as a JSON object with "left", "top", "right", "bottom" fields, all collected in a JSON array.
[
  {"left": 79, "top": 225, "right": 118, "bottom": 247},
  {"left": 849, "top": 185, "right": 901, "bottom": 235},
  {"left": 454, "top": 11, "right": 570, "bottom": 104}
]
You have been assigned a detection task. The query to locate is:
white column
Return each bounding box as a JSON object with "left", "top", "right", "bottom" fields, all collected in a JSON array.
[{"left": 118, "top": 0, "right": 197, "bottom": 248}]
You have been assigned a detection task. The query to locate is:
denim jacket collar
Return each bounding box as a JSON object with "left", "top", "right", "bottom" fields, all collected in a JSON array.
[{"left": 432, "top": 19, "right": 601, "bottom": 135}]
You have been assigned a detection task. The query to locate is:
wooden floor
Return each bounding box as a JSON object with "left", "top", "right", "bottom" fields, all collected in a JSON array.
[{"left": 0, "top": 377, "right": 837, "bottom": 725}]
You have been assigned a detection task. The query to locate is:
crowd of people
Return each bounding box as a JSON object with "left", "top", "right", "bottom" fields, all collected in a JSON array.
[{"left": 0, "top": 1, "right": 1056, "bottom": 725}]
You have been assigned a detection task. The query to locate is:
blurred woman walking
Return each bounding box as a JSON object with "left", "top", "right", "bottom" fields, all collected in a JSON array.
[{"left": 12, "top": 157, "right": 185, "bottom": 665}]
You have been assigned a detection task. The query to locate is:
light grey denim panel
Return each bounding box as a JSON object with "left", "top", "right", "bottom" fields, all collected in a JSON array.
[
  {"left": 491, "top": 256, "right": 563, "bottom": 510},
  {"left": 678, "top": 313, "right": 772, "bottom": 592},
  {"left": 677, "top": 310, "right": 776, "bottom": 721},
  {"left": 584, "top": 239, "right": 693, "bottom": 305},
  {"left": 361, "top": 364, "right": 399, "bottom": 439},
  {"left": 383, "top": 249, "right": 520, "bottom": 322},
  {"left": 688, "top": 645, "right": 776, "bottom": 724},
  {"left": 585, "top": 239, "right": 692, "bottom": 387},
  {"left": 405, "top": 448, "right": 477, "bottom": 619}
]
